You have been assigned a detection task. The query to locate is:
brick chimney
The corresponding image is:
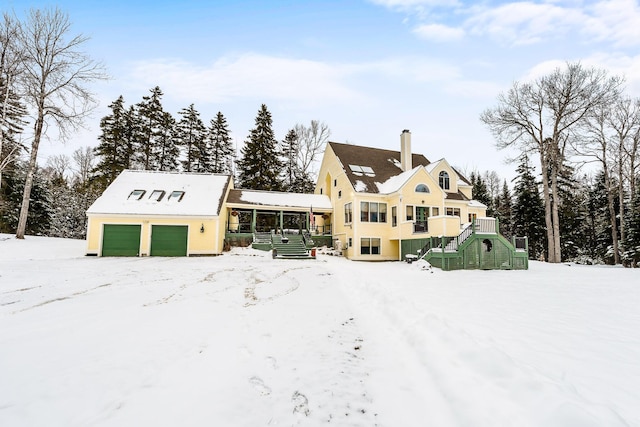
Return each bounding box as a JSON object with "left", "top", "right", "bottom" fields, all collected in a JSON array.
[{"left": 400, "top": 129, "right": 412, "bottom": 171}]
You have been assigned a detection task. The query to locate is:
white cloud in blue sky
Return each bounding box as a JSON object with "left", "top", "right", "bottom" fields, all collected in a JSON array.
[{"left": 8, "top": 0, "right": 640, "bottom": 181}]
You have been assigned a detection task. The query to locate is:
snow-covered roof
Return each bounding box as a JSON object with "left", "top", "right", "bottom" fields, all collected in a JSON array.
[
  {"left": 375, "top": 166, "right": 420, "bottom": 194},
  {"left": 87, "top": 170, "right": 231, "bottom": 216},
  {"left": 468, "top": 200, "right": 487, "bottom": 208},
  {"left": 227, "top": 189, "right": 332, "bottom": 210}
]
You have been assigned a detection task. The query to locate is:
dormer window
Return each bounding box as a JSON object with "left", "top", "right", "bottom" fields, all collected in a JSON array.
[
  {"left": 168, "top": 190, "right": 185, "bottom": 202},
  {"left": 149, "top": 190, "right": 165, "bottom": 201},
  {"left": 128, "top": 189, "right": 146, "bottom": 200},
  {"left": 439, "top": 171, "right": 450, "bottom": 190},
  {"left": 415, "top": 184, "right": 430, "bottom": 193}
]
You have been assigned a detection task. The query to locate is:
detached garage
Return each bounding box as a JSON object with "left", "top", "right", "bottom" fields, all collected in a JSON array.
[{"left": 86, "top": 170, "right": 232, "bottom": 257}]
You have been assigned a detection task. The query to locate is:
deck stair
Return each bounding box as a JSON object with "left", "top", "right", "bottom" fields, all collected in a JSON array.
[{"left": 271, "top": 234, "right": 315, "bottom": 259}]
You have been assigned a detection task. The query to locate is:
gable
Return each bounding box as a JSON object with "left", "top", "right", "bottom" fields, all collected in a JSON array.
[{"left": 328, "top": 142, "right": 430, "bottom": 194}]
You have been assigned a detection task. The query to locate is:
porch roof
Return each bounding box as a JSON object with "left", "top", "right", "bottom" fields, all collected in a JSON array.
[{"left": 226, "top": 189, "right": 333, "bottom": 212}]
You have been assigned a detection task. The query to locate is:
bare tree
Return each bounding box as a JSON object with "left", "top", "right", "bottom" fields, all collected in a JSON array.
[
  {"left": 45, "top": 154, "right": 71, "bottom": 182},
  {"left": 15, "top": 8, "right": 107, "bottom": 239},
  {"left": 293, "top": 120, "right": 330, "bottom": 182},
  {"left": 481, "top": 62, "right": 622, "bottom": 262},
  {"left": 0, "top": 12, "right": 26, "bottom": 191},
  {"left": 72, "top": 146, "right": 95, "bottom": 185}
]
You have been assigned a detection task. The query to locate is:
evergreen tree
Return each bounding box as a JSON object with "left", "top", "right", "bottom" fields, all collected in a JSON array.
[
  {"left": 281, "top": 128, "right": 298, "bottom": 191},
  {"left": 237, "top": 104, "right": 283, "bottom": 190},
  {"left": 208, "top": 112, "right": 234, "bottom": 174},
  {"left": 470, "top": 171, "right": 494, "bottom": 216},
  {"left": 93, "top": 96, "right": 134, "bottom": 190},
  {"left": 0, "top": 162, "right": 51, "bottom": 235},
  {"left": 0, "top": 76, "right": 27, "bottom": 177},
  {"left": 177, "top": 104, "right": 206, "bottom": 172},
  {"left": 556, "top": 166, "right": 590, "bottom": 261},
  {"left": 495, "top": 180, "right": 512, "bottom": 240},
  {"left": 511, "top": 156, "right": 546, "bottom": 260},
  {"left": 134, "top": 86, "right": 165, "bottom": 170},
  {"left": 586, "top": 171, "right": 618, "bottom": 263},
  {"left": 622, "top": 190, "right": 640, "bottom": 267},
  {"left": 156, "top": 111, "right": 179, "bottom": 171}
]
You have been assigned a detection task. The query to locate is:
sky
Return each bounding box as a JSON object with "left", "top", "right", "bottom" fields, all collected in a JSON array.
[{"left": 7, "top": 0, "right": 640, "bottom": 183}]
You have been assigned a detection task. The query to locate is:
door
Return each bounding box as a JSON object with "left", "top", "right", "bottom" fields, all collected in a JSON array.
[
  {"left": 415, "top": 206, "right": 429, "bottom": 232},
  {"left": 150, "top": 225, "right": 188, "bottom": 256},
  {"left": 101, "top": 224, "right": 141, "bottom": 256}
]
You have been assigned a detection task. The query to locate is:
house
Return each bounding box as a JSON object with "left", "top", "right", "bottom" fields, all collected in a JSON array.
[
  {"left": 86, "top": 130, "right": 527, "bottom": 269},
  {"left": 86, "top": 170, "right": 232, "bottom": 256},
  {"left": 314, "top": 130, "right": 528, "bottom": 269}
]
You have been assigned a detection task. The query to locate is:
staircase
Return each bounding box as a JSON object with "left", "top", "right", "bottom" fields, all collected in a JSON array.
[{"left": 271, "top": 234, "right": 315, "bottom": 259}]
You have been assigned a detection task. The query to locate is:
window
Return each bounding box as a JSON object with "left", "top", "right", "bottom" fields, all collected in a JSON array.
[
  {"left": 360, "top": 202, "right": 387, "bottom": 223},
  {"left": 344, "top": 202, "right": 353, "bottom": 224},
  {"left": 320, "top": 188, "right": 323, "bottom": 194},
  {"left": 334, "top": 179, "right": 337, "bottom": 187},
  {"left": 432, "top": 207, "right": 439, "bottom": 216},
  {"left": 446, "top": 207, "right": 460, "bottom": 217},
  {"left": 415, "top": 184, "right": 430, "bottom": 193},
  {"left": 391, "top": 206, "right": 397, "bottom": 227},
  {"left": 360, "top": 238, "right": 380, "bottom": 255},
  {"left": 168, "top": 190, "right": 185, "bottom": 202},
  {"left": 338, "top": 190, "right": 342, "bottom": 199},
  {"left": 439, "top": 171, "right": 450, "bottom": 190},
  {"left": 406, "top": 205, "right": 414, "bottom": 221},
  {"left": 349, "top": 165, "right": 375, "bottom": 177},
  {"left": 468, "top": 213, "right": 477, "bottom": 223},
  {"left": 128, "top": 189, "right": 146, "bottom": 200},
  {"left": 348, "top": 237, "right": 353, "bottom": 248},
  {"left": 149, "top": 190, "right": 165, "bottom": 201}
]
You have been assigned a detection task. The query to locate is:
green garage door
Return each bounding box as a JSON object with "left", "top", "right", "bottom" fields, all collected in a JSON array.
[
  {"left": 102, "top": 224, "right": 141, "bottom": 256},
  {"left": 150, "top": 225, "right": 188, "bottom": 256}
]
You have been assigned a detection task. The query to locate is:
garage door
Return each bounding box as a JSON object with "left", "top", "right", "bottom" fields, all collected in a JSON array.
[
  {"left": 102, "top": 224, "right": 141, "bottom": 256},
  {"left": 150, "top": 225, "right": 188, "bottom": 256}
]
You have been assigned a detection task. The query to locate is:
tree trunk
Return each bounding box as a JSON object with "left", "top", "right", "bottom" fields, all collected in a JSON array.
[
  {"left": 16, "top": 109, "right": 44, "bottom": 239},
  {"left": 603, "top": 162, "right": 620, "bottom": 264},
  {"left": 539, "top": 150, "right": 555, "bottom": 262},
  {"left": 550, "top": 162, "right": 562, "bottom": 263}
]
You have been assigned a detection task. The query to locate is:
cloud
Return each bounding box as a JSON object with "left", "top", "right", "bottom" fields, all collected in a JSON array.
[
  {"left": 413, "top": 23, "right": 465, "bottom": 42},
  {"left": 374, "top": 0, "right": 640, "bottom": 47},
  {"left": 126, "top": 53, "right": 366, "bottom": 107},
  {"left": 465, "top": 2, "right": 587, "bottom": 46}
]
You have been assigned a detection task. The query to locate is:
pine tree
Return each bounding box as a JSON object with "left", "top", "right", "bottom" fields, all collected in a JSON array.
[
  {"left": 495, "top": 180, "right": 512, "bottom": 240},
  {"left": 93, "top": 96, "right": 134, "bottom": 189},
  {"left": 0, "top": 162, "right": 51, "bottom": 235},
  {"left": 156, "top": 111, "right": 179, "bottom": 171},
  {"left": 134, "top": 86, "right": 165, "bottom": 170},
  {"left": 470, "top": 171, "right": 494, "bottom": 216},
  {"left": 622, "top": 190, "right": 640, "bottom": 267},
  {"left": 586, "top": 171, "right": 617, "bottom": 263},
  {"left": 237, "top": 104, "right": 283, "bottom": 190},
  {"left": 208, "top": 112, "right": 234, "bottom": 174},
  {"left": 556, "top": 165, "right": 590, "bottom": 261},
  {"left": 177, "top": 104, "right": 206, "bottom": 172},
  {"left": 281, "top": 128, "right": 298, "bottom": 191},
  {"left": 511, "top": 156, "right": 546, "bottom": 260}
]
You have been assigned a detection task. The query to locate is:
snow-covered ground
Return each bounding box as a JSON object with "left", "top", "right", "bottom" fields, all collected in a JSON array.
[{"left": 1, "top": 234, "right": 639, "bottom": 427}]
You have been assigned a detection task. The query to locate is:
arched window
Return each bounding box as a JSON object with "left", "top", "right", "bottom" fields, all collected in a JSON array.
[
  {"left": 439, "top": 171, "right": 450, "bottom": 190},
  {"left": 415, "top": 184, "right": 430, "bottom": 193}
]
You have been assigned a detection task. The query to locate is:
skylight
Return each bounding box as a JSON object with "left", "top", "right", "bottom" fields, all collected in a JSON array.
[
  {"left": 349, "top": 164, "right": 375, "bottom": 177},
  {"left": 149, "top": 190, "right": 165, "bottom": 201},
  {"left": 167, "top": 190, "right": 185, "bottom": 202},
  {"left": 128, "top": 189, "right": 146, "bottom": 200}
]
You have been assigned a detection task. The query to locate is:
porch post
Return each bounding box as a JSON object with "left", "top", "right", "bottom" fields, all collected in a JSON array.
[
  {"left": 251, "top": 209, "right": 257, "bottom": 233},
  {"left": 279, "top": 210, "right": 283, "bottom": 234}
]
